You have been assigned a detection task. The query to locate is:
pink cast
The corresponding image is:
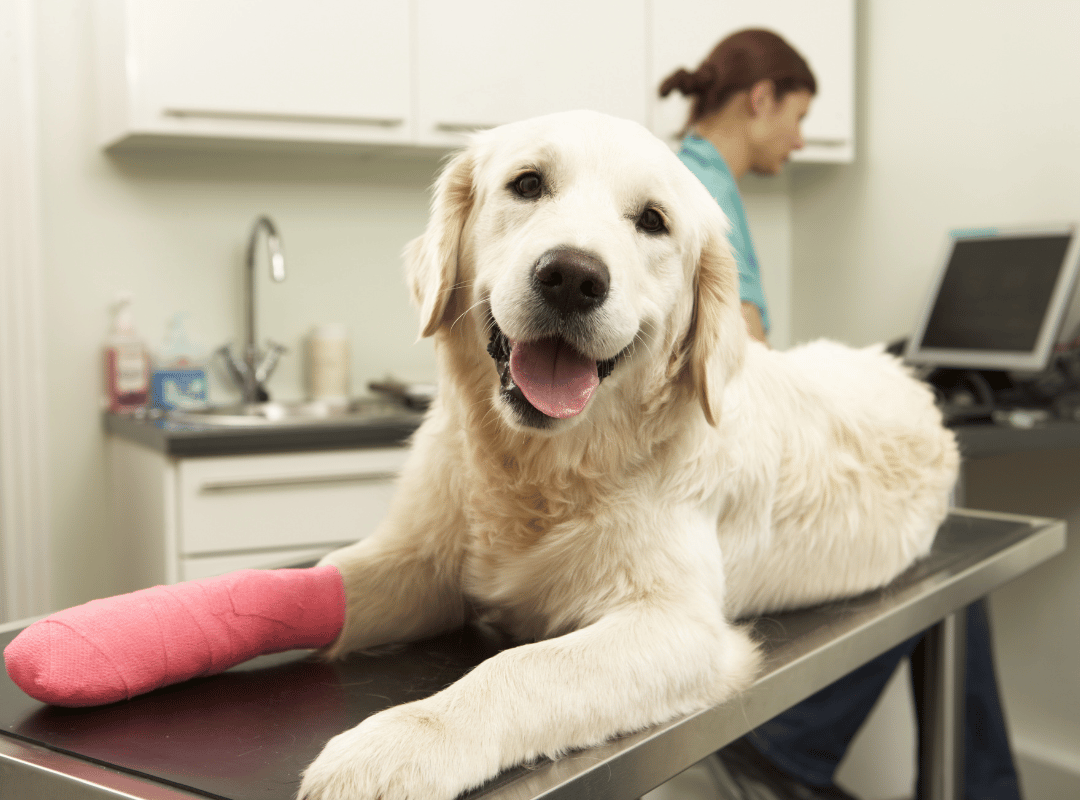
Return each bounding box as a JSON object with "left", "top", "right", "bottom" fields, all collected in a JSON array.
[{"left": 3, "top": 565, "right": 346, "bottom": 707}]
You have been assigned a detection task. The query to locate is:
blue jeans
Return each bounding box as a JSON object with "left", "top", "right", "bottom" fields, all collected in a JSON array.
[{"left": 743, "top": 601, "right": 1021, "bottom": 799}]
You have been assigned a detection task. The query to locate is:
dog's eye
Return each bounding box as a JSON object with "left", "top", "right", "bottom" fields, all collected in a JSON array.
[
  {"left": 511, "top": 172, "right": 543, "bottom": 199},
  {"left": 637, "top": 207, "right": 668, "bottom": 235}
]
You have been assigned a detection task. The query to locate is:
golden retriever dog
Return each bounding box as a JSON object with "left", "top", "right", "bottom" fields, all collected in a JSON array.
[{"left": 298, "top": 110, "right": 959, "bottom": 800}]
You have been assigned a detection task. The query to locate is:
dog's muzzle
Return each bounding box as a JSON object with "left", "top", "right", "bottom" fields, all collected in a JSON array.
[
  {"left": 485, "top": 248, "right": 624, "bottom": 427},
  {"left": 487, "top": 324, "right": 618, "bottom": 427}
]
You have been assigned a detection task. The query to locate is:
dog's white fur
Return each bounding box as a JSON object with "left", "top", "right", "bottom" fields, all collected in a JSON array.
[{"left": 298, "top": 111, "right": 959, "bottom": 800}]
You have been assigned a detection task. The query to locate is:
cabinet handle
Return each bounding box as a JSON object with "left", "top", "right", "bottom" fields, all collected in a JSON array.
[
  {"left": 199, "top": 471, "right": 399, "bottom": 493},
  {"left": 434, "top": 121, "right": 498, "bottom": 134},
  {"left": 802, "top": 137, "right": 849, "bottom": 146},
  {"left": 162, "top": 108, "right": 406, "bottom": 128}
]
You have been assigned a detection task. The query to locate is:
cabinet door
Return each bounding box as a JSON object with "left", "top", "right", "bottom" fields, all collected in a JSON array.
[
  {"left": 99, "top": 0, "right": 412, "bottom": 147},
  {"left": 415, "top": 0, "right": 648, "bottom": 147},
  {"left": 650, "top": 0, "right": 854, "bottom": 162}
]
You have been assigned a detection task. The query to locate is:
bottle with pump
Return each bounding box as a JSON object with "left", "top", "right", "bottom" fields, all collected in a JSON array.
[{"left": 104, "top": 293, "right": 150, "bottom": 413}]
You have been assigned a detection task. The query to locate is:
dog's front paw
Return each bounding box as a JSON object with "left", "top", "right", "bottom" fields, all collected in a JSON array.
[{"left": 298, "top": 700, "right": 491, "bottom": 800}]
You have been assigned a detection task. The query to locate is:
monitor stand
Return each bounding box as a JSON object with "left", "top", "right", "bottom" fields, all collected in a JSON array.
[{"left": 927, "top": 368, "right": 1011, "bottom": 424}]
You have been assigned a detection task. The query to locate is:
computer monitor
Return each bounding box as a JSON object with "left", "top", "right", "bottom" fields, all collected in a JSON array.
[{"left": 904, "top": 224, "right": 1080, "bottom": 372}]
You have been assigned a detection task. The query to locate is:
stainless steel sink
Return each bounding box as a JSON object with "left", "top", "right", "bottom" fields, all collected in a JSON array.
[{"left": 168, "top": 398, "right": 413, "bottom": 428}]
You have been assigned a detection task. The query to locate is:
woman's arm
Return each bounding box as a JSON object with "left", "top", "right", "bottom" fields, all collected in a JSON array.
[{"left": 742, "top": 301, "right": 768, "bottom": 344}]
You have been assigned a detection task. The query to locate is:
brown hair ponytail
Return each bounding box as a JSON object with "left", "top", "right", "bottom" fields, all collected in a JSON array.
[{"left": 659, "top": 29, "right": 816, "bottom": 134}]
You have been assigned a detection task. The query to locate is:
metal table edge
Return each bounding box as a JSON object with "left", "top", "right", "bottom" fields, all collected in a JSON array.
[{"left": 0, "top": 736, "right": 212, "bottom": 800}]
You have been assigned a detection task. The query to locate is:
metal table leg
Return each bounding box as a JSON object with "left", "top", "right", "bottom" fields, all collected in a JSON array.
[{"left": 916, "top": 609, "right": 967, "bottom": 800}]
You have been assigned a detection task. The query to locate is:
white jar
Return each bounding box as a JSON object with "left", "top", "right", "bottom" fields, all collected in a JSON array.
[{"left": 306, "top": 323, "right": 350, "bottom": 403}]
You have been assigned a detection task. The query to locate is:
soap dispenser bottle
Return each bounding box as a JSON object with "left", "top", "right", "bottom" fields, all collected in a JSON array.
[{"left": 104, "top": 293, "right": 150, "bottom": 413}]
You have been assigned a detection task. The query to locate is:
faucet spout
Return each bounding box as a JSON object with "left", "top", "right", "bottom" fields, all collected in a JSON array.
[
  {"left": 249, "top": 216, "right": 286, "bottom": 283},
  {"left": 238, "top": 215, "right": 287, "bottom": 403}
]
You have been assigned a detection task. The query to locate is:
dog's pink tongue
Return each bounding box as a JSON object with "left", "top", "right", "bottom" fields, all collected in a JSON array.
[{"left": 509, "top": 339, "right": 599, "bottom": 419}]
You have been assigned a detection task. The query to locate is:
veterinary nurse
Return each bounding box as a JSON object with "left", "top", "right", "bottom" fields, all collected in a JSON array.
[
  {"left": 660, "top": 28, "right": 813, "bottom": 345},
  {"left": 660, "top": 29, "right": 1022, "bottom": 800}
]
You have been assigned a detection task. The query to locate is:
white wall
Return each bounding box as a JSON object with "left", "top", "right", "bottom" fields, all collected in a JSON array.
[
  {"left": 792, "top": 0, "right": 1080, "bottom": 346},
  {"left": 742, "top": 173, "right": 794, "bottom": 350},
  {"left": 1, "top": 0, "right": 52, "bottom": 622},
  {"left": 791, "top": 2, "right": 1080, "bottom": 797}
]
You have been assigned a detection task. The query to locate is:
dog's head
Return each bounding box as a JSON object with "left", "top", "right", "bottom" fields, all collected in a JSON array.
[{"left": 406, "top": 110, "right": 746, "bottom": 433}]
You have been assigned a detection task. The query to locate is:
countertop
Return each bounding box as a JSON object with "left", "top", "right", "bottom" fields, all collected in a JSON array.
[
  {"left": 0, "top": 509, "right": 1065, "bottom": 800},
  {"left": 104, "top": 404, "right": 1080, "bottom": 461},
  {"left": 952, "top": 417, "right": 1080, "bottom": 459},
  {"left": 103, "top": 404, "right": 425, "bottom": 457}
]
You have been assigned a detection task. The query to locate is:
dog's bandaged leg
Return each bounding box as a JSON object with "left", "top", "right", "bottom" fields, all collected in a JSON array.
[{"left": 3, "top": 566, "right": 346, "bottom": 706}]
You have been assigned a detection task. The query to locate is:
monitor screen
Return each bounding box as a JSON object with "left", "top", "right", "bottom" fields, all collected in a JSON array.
[{"left": 905, "top": 225, "right": 1080, "bottom": 372}]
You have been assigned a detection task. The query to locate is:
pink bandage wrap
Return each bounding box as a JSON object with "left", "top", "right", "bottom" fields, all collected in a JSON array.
[{"left": 3, "top": 565, "right": 346, "bottom": 707}]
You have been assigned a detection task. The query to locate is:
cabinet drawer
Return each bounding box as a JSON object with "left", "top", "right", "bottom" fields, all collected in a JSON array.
[{"left": 177, "top": 448, "right": 408, "bottom": 555}]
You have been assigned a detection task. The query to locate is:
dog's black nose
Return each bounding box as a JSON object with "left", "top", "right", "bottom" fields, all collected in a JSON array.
[{"left": 533, "top": 248, "right": 610, "bottom": 313}]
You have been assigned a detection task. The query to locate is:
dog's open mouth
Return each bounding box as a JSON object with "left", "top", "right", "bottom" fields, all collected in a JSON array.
[{"left": 487, "top": 324, "right": 618, "bottom": 422}]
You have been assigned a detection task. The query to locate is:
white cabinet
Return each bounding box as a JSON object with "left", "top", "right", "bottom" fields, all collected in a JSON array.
[
  {"left": 94, "top": 0, "right": 854, "bottom": 163},
  {"left": 94, "top": 0, "right": 413, "bottom": 149},
  {"left": 650, "top": 0, "right": 856, "bottom": 163},
  {"left": 414, "top": 0, "right": 647, "bottom": 148},
  {"left": 109, "top": 438, "right": 408, "bottom": 588}
]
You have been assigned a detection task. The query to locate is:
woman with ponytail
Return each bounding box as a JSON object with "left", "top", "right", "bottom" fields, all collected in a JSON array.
[{"left": 660, "top": 29, "right": 815, "bottom": 343}]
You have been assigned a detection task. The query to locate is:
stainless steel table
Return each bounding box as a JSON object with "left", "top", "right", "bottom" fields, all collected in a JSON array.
[{"left": 0, "top": 510, "right": 1065, "bottom": 800}]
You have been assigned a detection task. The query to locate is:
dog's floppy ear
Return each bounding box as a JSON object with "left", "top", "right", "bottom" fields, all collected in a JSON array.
[
  {"left": 687, "top": 229, "right": 747, "bottom": 426},
  {"left": 405, "top": 149, "right": 476, "bottom": 338}
]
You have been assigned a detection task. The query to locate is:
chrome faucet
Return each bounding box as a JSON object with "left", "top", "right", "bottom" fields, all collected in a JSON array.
[{"left": 220, "top": 215, "right": 287, "bottom": 403}]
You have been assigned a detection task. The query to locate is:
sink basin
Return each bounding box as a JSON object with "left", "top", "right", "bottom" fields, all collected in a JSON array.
[{"left": 168, "top": 398, "right": 413, "bottom": 428}]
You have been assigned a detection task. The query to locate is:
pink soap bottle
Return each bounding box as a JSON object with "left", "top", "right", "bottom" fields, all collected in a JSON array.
[{"left": 104, "top": 293, "right": 149, "bottom": 413}]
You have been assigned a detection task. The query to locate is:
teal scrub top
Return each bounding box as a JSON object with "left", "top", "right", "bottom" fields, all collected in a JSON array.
[{"left": 676, "top": 133, "right": 771, "bottom": 334}]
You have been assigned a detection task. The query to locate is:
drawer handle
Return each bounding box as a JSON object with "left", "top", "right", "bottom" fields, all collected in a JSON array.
[
  {"left": 434, "top": 121, "right": 498, "bottom": 134},
  {"left": 163, "top": 108, "right": 406, "bottom": 128},
  {"left": 199, "top": 471, "right": 399, "bottom": 493}
]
